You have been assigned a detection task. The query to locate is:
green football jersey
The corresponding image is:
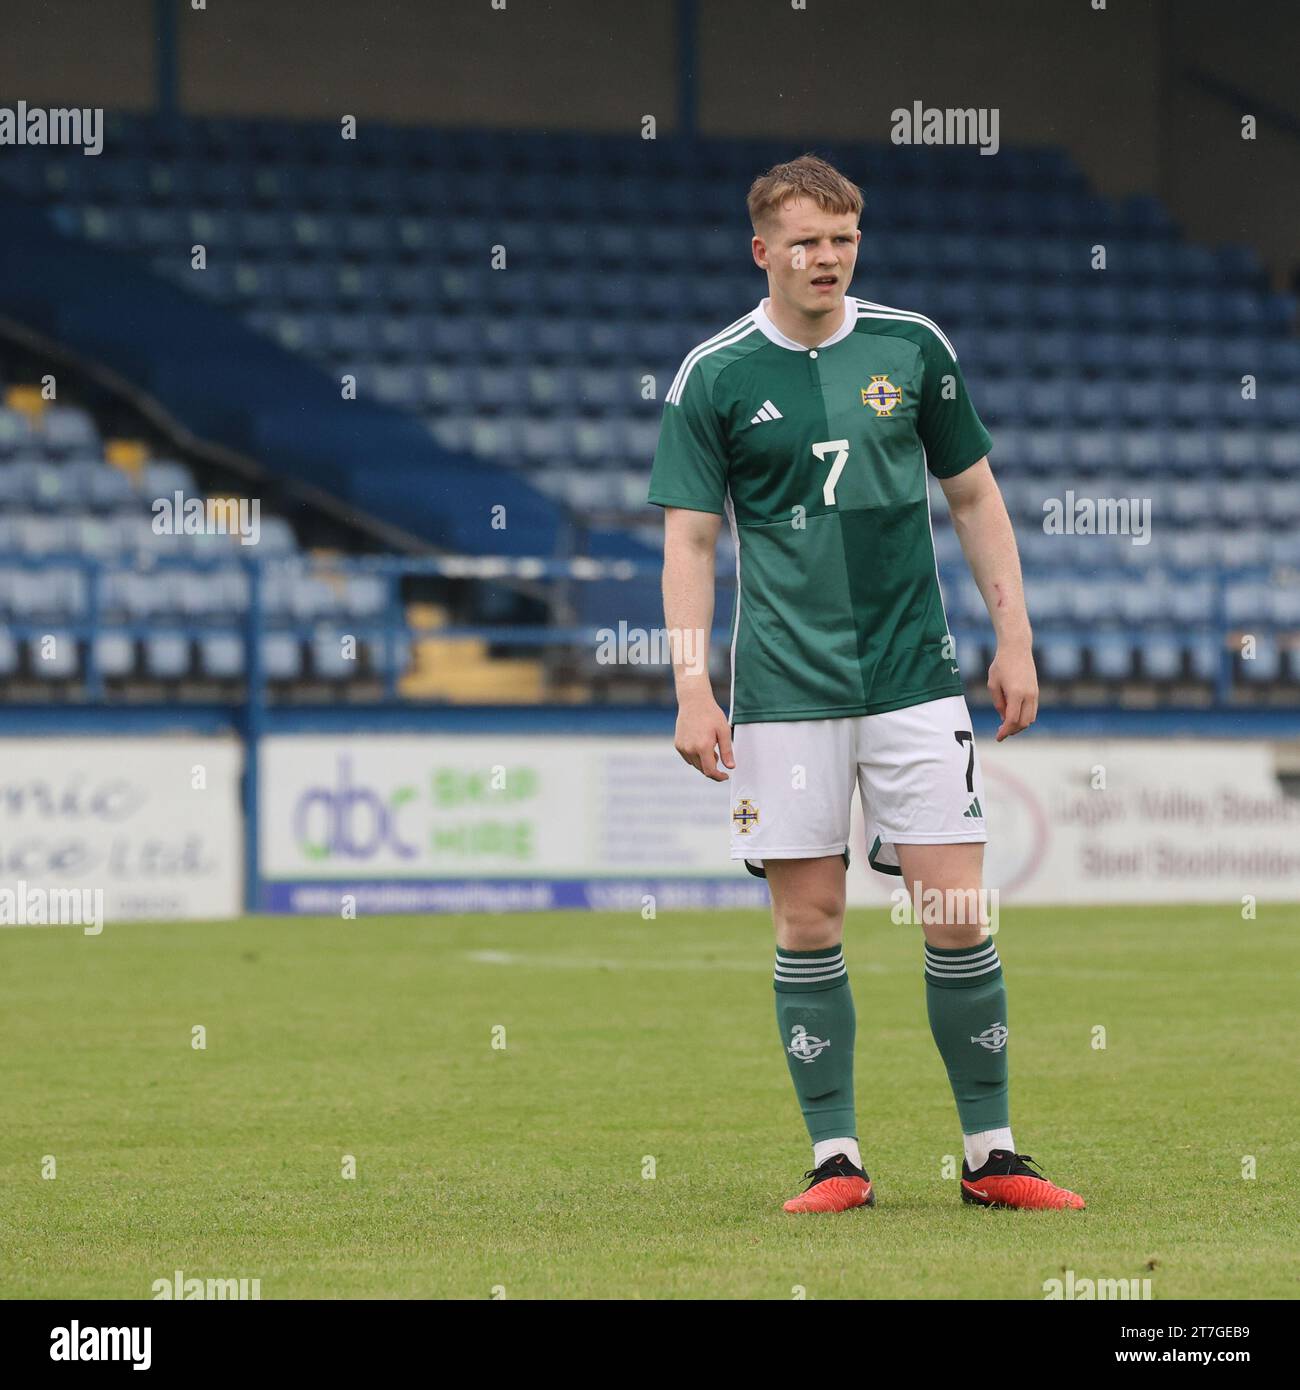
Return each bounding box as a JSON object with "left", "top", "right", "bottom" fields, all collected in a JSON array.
[{"left": 648, "top": 296, "right": 992, "bottom": 724}]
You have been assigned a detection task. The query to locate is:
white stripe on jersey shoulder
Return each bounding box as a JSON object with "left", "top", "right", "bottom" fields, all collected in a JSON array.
[
  {"left": 666, "top": 312, "right": 760, "bottom": 404},
  {"left": 853, "top": 296, "right": 958, "bottom": 361}
]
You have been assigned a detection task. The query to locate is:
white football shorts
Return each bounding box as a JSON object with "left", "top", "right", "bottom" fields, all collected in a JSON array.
[{"left": 728, "top": 694, "right": 987, "bottom": 877}]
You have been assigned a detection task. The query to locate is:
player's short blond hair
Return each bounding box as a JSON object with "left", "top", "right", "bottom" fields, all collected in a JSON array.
[{"left": 746, "top": 154, "right": 863, "bottom": 235}]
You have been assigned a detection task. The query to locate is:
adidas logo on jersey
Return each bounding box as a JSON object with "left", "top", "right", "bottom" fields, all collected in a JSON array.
[
  {"left": 749, "top": 400, "right": 783, "bottom": 424},
  {"left": 963, "top": 797, "right": 983, "bottom": 818}
]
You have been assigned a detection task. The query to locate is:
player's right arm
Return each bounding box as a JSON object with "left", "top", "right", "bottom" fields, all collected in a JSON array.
[
  {"left": 662, "top": 507, "right": 734, "bottom": 781},
  {"left": 648, "top": 352, "right": 734, "bottom": 781}
]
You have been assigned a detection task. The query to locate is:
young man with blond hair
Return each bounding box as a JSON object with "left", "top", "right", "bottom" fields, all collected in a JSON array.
[{"left": 648, "top": 154, "right": 1084, "bottom": 1214}]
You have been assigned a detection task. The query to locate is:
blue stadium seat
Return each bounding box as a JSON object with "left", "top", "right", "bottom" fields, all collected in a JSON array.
[
  {"left": 1265, "top": 434, "right": 1300, "bottom": 471},
  {"left": 1118, "top": 381, "right": 1169, "bottom": 422},
  {"left": 1119, "top": 580, "right": 1170, "bottom": 624},
  {"left": 1073, "top": 381, "right": 1114, "bottom": 425},
  {"left": 1267, "top": 534, "right": 1300, "bottom": 567},
  {"left": 1139, "top": 633, "right": 1183, "bottom": 680},
  {"left": 375, "top": 315, "right": 421, "bottom": 358},
  {"left": 1220, "top": 483, "right": 1262, "bottom": 526},
  {"left": 1037, "top": 634, "right": 1084, "bottom": 680},
  {"left": 94, "top": 633, "right": 136, "bottom": 679},
  {"left": 1073, "top": 430, "right": 1118, "bottom": 472},
  {"left": 529, "top": 318, "right": 583, "bottom": 361},
  {"left": 573, "top": 420, "right": 619, "bottom": 462},
  {"left": 143, "top": 634, "right": 191, "bottom": 678},
  {"left": 102, "top": 568, "right": 159, "bottom": 619},
  {"left": 255, "top": 517, "right": 297, "bottom": 556},
  {"left": 70, "top": 461, "right": 135, "bottom": 510},
  {"left": 22, "top": 515, "right": 79, "bottom": 555},
  {"left": 0, "top": 465, "right": 24, "bottom": 506},
  {"left": 1238, "top": 635, "right": 1280, "bottom": 682},
  {"left": 1224, "top": 580, "right": 1268, "bottom": 625},
  {"left": 1119, "top": 431, "right": 1163, "bottom": 471},
  {"left": 1024, "top": 380, "right": 1069, "bottom": 423},
  {"left": 1172, "top": 336, "right": 1216, "bottom": 374},
  {"left": 424, "top": 365, "right": 474, "bottom": 410},
  {"left": 1076, "top": 331, "right": 1128, "bottom": 373},
  {"left": 10, "top": 566, "right": 85, "bottom": 618},
  {"left": 1025, "top": 578, "right": 1070, "bottom": 623},
  {"left": 1091, "top": 632, "right": 1134, "bottom": 680},
  {"left": 1125, "top": 334, "right": 1167, "bottom": 374},
  {"left": 368, "top": 635, "right": 412, "bottom": 679},
  {"left": 1170, "top": 243, "right": 1219, "bottom": 283},
  {"left": 1270, "top": 482, "right": 1300, "bottom": 524},
  {"left": 261, "top": 633, "right": 303, "bottom": 680},
  {"left": 287, "top": 574, "right": 343, "bottom": 621},
  {"left": 1168, "top": 482, "right": 1212, "bottom": 526},
  {"left": 1170, "top": 430, "right": 1213, "bottom": 470},
  {"left": 6, "top": 460, "right": 61, "bottom": 508},
  {"left": 0, "top": 408, "right": 34, "bottom": 456},
  {"left": 325, "top": 312, "right": 380, "bottom": 357},
  {"left": 1218, "top": 530, "right": 1270, "bottom": 569},
  {"left": 1167, "top": 570, "right": 1216, "bottom": 619},
  {"left": 1270, "top": 587, "right": 1300, "bottom": 626},
  {"left": 343, "top": 574, "right": 389, "bottom": 617},
  {"left": 369, "top": 364, "right": 424, "bottom": 410},
  {"left": 311, "top": 632, "right": 356, "bottom": 680},
  {"left": 30, "top": 633, "right": 79, "bottom": 679},
  {"left": 234, "top": 211, "right": 289, "bottom": 253},
  {"left": 199, "top": 633, "right": 244, "bottom": 679},
  {"left": 140, "top": 460, "right": 196, "bottom": 496}
]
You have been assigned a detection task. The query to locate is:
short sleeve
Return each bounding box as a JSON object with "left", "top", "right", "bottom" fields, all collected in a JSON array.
[
  {"left": 917, "top": 327, "right": 993, "bottom": 479},
  {"left": 647, "top": 361, "right": 728, "bottom": 513}
]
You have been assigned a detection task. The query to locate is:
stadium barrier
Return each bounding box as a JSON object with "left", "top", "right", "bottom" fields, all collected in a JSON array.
[{"left": 3, "top": 713, "right": 1299, "bottom": 922}]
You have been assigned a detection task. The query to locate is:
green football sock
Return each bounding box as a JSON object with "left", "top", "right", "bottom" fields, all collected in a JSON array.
[
  {"left": 774, "top": 946, "right": 857, "bottom": 1144},
  {"left": 924, "top": 939, "right": 1010, "bottom": 1134}
]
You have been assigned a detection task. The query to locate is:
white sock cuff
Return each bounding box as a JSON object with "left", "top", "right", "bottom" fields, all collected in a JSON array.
[
  {"left": 814, "top": 1136, "right": 863, "bottom": 1170},
  {"left": 963, "top": 1127, "right": 1014, "bottom": 1171}
]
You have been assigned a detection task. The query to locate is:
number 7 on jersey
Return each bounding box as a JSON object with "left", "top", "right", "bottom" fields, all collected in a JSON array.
[{"left": 813, "top": 438, "right": 851, "bottom": 506}]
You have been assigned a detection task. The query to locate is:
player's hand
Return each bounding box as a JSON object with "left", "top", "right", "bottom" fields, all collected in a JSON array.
[
  {"left": 674, "top": 696, "right": 735, "bottom": 781},
  {"left": 988, "top": 642, "right": 1039, "bottom": 742}
]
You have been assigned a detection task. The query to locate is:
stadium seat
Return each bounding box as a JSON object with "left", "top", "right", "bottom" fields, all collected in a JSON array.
[
  {"left": 1139, "top": 634, "right": 1183, "bottom": 680},
  {"left": 1270, "top": 587, "right": 1300, "bottom": 626},
  {"left": 343, "top": 574, "right": 390, "bottom": 617},
  {"left": 29, "top": 632, "right": 79, "bottom": 678},
  {"left": 1092, "top": 633, "right": 1135, "bottom": 680},
  {"left": 9, "top": 566, "right": 86, "bottom": 618},
  {"left": 1238, "top": 635, "right": 1281, "bottom": 682},
  {"left": 199, "top": 632, "right": 244, "bottom": 679},
  {"left": 94, "top": 633, "right": 136, "bottom": 679},
  {"left": 141, "top": 460, "right": 197, "bottom": 496},
  {"left": 1188, "top": 633, "right": 1224, "bottom": 683},
  {"left": 311, "top": 632, "right": 356, "bottom": 679},
  {"left": 262, "top": 633, "right": 303, "bottom": 680},
  {"left": 1037, "top": 634, "right": 1084, "bottom": 681},
  {"left": 144, "top": 634, "right": 191, "bottom": 679}
]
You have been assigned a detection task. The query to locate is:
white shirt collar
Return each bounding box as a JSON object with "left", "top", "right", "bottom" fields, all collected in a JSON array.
[{"left": 753, "top": 295, "right": 858, "bottom": 351}]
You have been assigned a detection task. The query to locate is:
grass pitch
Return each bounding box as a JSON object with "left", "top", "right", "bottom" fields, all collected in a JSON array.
[{"left": 2, "top": 904, "right": 1297, "bottom": 1300}]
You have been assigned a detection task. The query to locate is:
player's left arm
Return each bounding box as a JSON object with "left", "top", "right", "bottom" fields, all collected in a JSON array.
[{"left": 939, "top": 459, "right": 1038, "bottom": 742}]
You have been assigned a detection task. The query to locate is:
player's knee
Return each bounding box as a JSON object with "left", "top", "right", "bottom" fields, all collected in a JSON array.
[{"left": 773, "top": 891, "right": 845, "bottom": 949}]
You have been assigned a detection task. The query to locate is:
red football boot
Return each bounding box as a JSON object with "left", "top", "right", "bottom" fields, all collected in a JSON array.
[
  {"left": 783, "top": 1152, "right": 875, "bottom": 1213},
  {"left": 961, "top": 1149, "right": 1085, "bottom": 1210}
]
